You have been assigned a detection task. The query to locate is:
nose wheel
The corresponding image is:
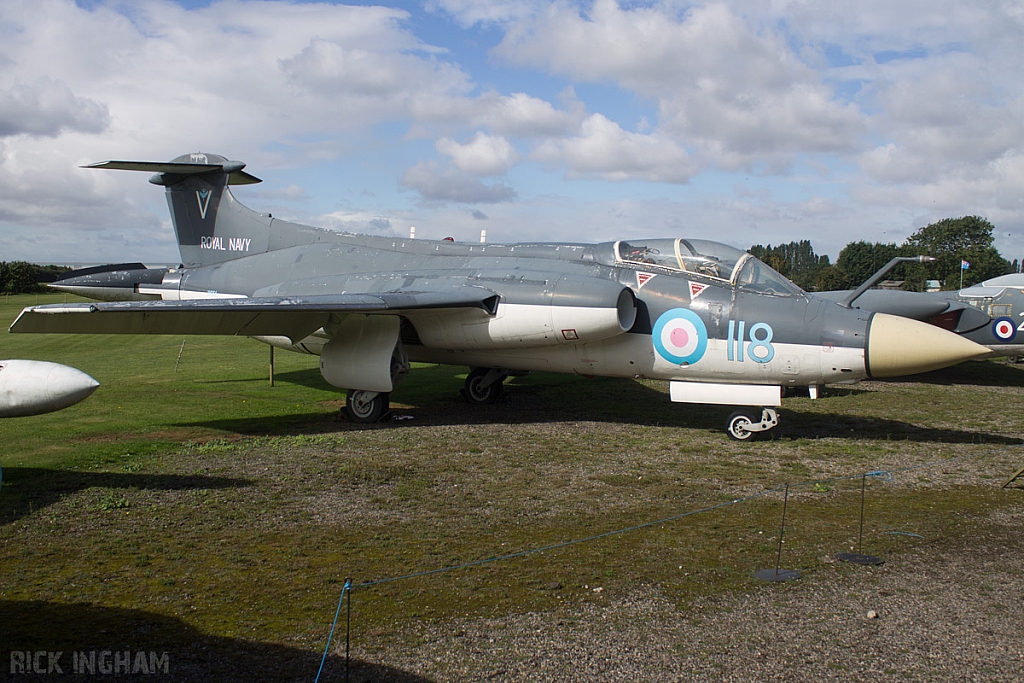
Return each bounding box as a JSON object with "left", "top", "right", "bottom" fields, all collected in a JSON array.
[{"left": 726, "top": 407, "right": 779, "bottom": 441}]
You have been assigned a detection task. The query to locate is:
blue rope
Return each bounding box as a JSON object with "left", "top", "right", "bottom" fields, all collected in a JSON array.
[
  {"left": 314, "top": 578, "right": 351, "bottom": 683},
  {"left": 885, "top": 530, "right": 924, "bottom": 538}
]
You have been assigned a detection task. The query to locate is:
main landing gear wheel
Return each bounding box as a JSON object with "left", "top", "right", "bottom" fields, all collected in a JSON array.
[
  {"left": 725, "top": 407, "right": 779, "bottom": 441},
  {"left": 462, "top": 367, "right": 507, "bottom": 405},
  {"left": 345, "top": 390, "right": 389, "bottom": 423}
]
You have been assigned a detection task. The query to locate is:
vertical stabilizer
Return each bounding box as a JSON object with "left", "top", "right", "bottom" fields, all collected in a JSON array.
[{"left": 84, "top": 152, "right": 270, "bottom": 268}]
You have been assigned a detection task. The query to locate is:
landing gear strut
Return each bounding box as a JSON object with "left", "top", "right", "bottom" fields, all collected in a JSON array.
[
  {"left": 725, "top": 407, "right": 779, "bottom": 441},
  {"left": 462, "top": 367, "right": 509, "bottom": 405}
]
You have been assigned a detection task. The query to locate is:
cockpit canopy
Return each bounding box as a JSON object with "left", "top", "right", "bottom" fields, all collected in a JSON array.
[{"left": 612, "top": 238, "right": 804, "bottom": 296}]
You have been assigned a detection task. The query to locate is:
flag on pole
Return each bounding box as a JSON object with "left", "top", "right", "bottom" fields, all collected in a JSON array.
[{"left": 961, "top": 260, "right": 970, "bottom": 270}]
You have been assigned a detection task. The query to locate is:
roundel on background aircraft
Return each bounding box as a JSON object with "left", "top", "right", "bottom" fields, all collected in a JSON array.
[
  {"left": 652, "top": 308, "right": 708, "bottom": 365},
  {"left": 992, "top": 316, "right": 1017, "bottom": 342}
]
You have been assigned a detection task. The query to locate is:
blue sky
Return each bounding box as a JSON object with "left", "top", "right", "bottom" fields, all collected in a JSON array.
[{"left": 2, "top": 0, "right": 1023, "bottom": 265}]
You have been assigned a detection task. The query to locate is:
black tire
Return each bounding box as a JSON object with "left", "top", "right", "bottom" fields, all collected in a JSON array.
[
  {"left": 345, "top": 390, "right": 389, "bottom": 423},
  {"left": 726, "top": 409, "right": 758, "bottom": 441},
  {"left": 464, "top": 368, "right": 504, "bottom": 405}
]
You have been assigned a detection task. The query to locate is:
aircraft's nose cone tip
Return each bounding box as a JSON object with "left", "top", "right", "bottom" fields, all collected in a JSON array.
[
  {"left": 45, "top": 365, "right": 100, "bottom": 409},
  {"left": 866, "top": 313, "right": 989, "bottom": 378}
]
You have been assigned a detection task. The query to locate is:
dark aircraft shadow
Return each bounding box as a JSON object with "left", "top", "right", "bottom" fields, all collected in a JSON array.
[
  {"left": 776, "top": 408, "right": 1022, "bottom": 444},
  {"left": 177, "top": 366, "right": 1020, "bottom": 446},
  {"left": 0, "top": 600, "right": 431, "bottom": 683},
  {"left": 884, "top": 359, "right": 1024, "bottom": 387},
  {"left": 0, "top": 469, "right": 250, "bottom": 526}
]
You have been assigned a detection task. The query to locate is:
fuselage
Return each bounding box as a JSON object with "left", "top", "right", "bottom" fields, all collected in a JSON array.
[{"left": 50, "top": 222, "right": 940, "bottom": 390}]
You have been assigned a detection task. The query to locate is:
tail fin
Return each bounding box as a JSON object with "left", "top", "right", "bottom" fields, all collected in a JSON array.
[{"left": 85, "top": 152, "right": 271, "bottom": 268}]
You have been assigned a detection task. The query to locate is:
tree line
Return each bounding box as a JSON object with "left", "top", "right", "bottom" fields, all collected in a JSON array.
[
  {"left": 0, "top": 262, "right": 72, "bottom": 294},
  {"left": 751, "top": 216, "right": 1018, "bottom": 292}
]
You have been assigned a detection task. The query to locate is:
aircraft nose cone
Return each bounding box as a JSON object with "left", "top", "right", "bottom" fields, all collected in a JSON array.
[
  {"left": 44, "top": 362, "right": 101, "bottom": 411},
  {"left": 866, "top": 313, "right": 989, "bottom": 378}
]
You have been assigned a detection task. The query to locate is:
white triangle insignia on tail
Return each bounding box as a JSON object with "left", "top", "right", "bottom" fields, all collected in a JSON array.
[{"left": 196, "top": 189, "right": 212, "bottom": 219}]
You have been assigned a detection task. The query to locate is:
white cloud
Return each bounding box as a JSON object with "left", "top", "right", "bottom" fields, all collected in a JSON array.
[
  {"left": 425, "top": 0, "right": 540, "bottom": 27},
  {"left": 494, "top": 1, "right": 865, "bottom": 169},
  {"left": 533, "top": 113, "right": 696, "bottom": 183},
  {"left": 0, "top": 143, "right": 172, "bottom": 263},
  {"left": 0, "top": 0, "right": 493, "bottom": 157},
  {"left": 858, "top": 55, "right": 1024, "bottom": 183},
  {"left": 410, "top": 90, "right": 584, "bottom": 137},
  {"left": 313, "top": 210, "right": 396, "bottom": 236},
  {"left": 258, "top": 184, "right": 310, "bottom": 202},
  {"left": 0, "top": 77, "right": 109, "bottom": 138},
  {"left": 436, "top": 132, "right": 520, "bottom": 175},
  {"left": 401, "top": 160, "right": 518, "bottom": 203},
  {"left": 279, "top": 35, "right": 474, "bottom": 112}
]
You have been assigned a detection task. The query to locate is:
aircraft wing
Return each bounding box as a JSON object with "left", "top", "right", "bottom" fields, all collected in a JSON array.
[{"left": 10, "top": 289, "right": 500, "bottom": 343}]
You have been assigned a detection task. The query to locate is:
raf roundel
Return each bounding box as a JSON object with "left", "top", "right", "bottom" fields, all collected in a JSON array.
[
  {"left": 992, "top": 316, "right": 1017, "bottom": 342},
  {"left": 653, "top": 308, "right": 708, "bottom": 365}
]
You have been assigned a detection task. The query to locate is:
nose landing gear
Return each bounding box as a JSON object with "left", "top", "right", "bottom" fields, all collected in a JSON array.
[{"left": 725, "top": 407, "right": 779, "bottom": 441}]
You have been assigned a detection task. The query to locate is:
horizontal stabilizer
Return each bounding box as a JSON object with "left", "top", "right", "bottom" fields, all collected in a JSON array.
[
  {"left": 83, "top": 159, "right": 261, "bottom": 185},
  {"left": 10, "top": 289, "right": 500, "bottom": 342}
]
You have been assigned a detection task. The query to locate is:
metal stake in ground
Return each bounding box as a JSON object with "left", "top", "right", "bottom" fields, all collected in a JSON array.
[
  {"left": 174, "top": 339, "right": 186, "bottom": 372},
  {"left": 755, "top": 483, "right": 801, "bottom": 581},
  {"left": 837, "top": 474, "right": 884, "bottom": 566}
]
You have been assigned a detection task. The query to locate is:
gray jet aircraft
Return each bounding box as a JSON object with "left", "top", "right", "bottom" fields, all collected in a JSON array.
[
  {"left": 10, "top": 153, "right": 988, "bottom": 439},
  {"left": 818, "top": 275, "right": 1024, "bottom": 360}
]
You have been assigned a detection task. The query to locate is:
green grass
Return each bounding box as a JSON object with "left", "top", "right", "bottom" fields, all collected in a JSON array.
[{"left": 2, "top": 293, "right": 1024, "bottom": 680}]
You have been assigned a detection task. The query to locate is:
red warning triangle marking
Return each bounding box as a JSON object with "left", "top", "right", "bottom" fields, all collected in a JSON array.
[
  {"left": 637, "top": 272, "right": 655, "bottom": 289},
  {"left": 689, "top": 281, "right": 709, "bottom": 299}
]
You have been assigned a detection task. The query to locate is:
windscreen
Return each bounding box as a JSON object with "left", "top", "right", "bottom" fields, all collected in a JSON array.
[
  {"left": 616, "top": 238, "right": 747, "bottom": 281},
  {"left": 614, "top": 238, "right": 804, "bottom": 295},
  {"left": 733, "top": 255, "right": 804, "bottom": 296}
]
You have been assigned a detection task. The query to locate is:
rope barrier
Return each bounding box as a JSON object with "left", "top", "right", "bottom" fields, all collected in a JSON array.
[{"left": 314, "top": 578, "right": 351, "bottom": 683}]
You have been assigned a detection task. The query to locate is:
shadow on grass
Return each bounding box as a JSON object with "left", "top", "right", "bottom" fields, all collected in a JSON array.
[
  {"left": 175, "top": 370, "right": 1021, "bottom": 446},
  {"left": 776, "top": 409, "right": 1023, "bottom": 444},
  {"left": 884, "top": 359, "right": 1024, "bottom": 387},
  {"left": 0, "top": 469, "right": 251, "bottom": 526},
  {"left": 0, "top": 600, "right": 432, "bottom": 682}
]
